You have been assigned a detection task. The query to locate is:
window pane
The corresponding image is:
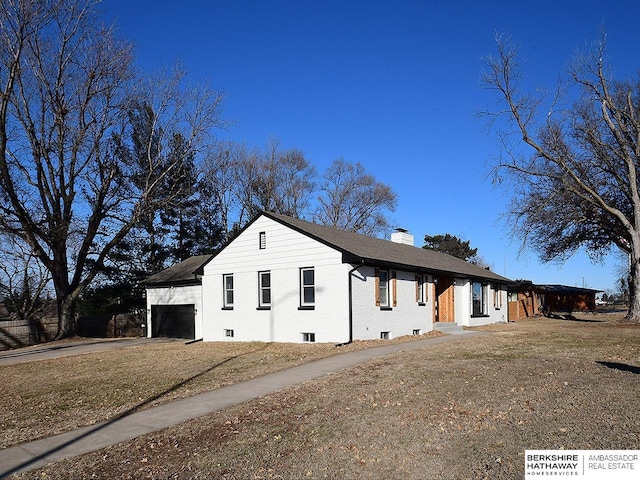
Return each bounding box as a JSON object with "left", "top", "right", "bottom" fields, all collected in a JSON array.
[
  {"left": 379, "top": 270, "right": 389, "bottom": 306},
  {"left": 259, "top": 272, "right": 271, "bottom": 306},
  {"left": 300, "top": 268, "right": 315, "bottom": 305},
  {"left": 472, "top": 282, "right": 486, "bottom": 315},
  {"left": 303, "top": 269, "right": 314, "bottom": 286},
  {"left": 303, "top": 286, "right": 315, "bottom": 303},
  {"left": 262, "top": 289, "right": 271, "bottom": 304},
  {"left": 223, "top": 275, "right": 233, "bottom": 306}
]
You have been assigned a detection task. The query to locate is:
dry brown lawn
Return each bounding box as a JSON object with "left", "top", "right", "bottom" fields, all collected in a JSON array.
[
  {"left": 0, "top": 333, "right": 436, "bottom": 449},
  {"left": 5, "top": 310, "right": 640, "bottom": 479}
]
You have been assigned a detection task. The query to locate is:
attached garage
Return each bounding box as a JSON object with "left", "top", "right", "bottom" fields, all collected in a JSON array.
[
  {"left": 142, "top": 255, "right": 211, "bottom": 340},
  {"left": 151, "top": 304, "right": 196, "bottom": 338}
]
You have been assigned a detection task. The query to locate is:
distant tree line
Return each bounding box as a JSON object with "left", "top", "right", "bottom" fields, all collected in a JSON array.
[{"left": 204, "top": 141, "right": 397, "bottom": 240}]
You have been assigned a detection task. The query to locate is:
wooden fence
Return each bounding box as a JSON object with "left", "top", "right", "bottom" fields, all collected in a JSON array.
[
  {"left": 0, "top": 315, "right": 58, "bottom": 350},
  {"left": 0, "top": 312, "right": 145, "bottom": 351}
]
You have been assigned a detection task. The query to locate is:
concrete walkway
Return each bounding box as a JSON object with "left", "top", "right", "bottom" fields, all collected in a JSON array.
[{"left": 0, "top": 331, "right": 485, "bottom": 477}]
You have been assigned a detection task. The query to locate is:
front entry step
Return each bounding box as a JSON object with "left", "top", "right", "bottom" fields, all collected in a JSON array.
[{"left": 433, "top": 322, "right": 468, "bottom": 335}]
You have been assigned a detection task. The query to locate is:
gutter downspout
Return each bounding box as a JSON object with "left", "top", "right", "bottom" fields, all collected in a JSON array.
[{"left": 337, "top": 261, "right": 365, "bottom": 346}]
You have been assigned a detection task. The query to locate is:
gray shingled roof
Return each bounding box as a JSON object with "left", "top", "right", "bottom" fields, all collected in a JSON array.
[
  {"left": 144, "top": 213, "right": 512, "bottom": 286},
  {"left": 141, "top": 254, "right": 212, "bottom": 286},
  {"left": 263, "top": 212, "right": 511, "bottom": 283},
  {"left": 535, "top": 284, "right": 601, "bottom": 294}
]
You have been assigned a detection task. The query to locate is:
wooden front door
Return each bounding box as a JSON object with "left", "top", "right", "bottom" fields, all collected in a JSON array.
[{"left": 435, "top": 276, "right": 455, "bottom": 323}]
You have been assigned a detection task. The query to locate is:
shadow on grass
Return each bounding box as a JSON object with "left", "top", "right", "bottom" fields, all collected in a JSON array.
[
  {"left": 597, "top": 361, "right": 640, "bottom": 375},
  {"left": 547, "top": 313, "right": 604, "bottom": 323},
  {"left": 1, "top": 345, "right": 267, "bottom": 477}
]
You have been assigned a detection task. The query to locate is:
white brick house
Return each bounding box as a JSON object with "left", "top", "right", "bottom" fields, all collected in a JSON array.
[{"left": 144, "top": 212, "right": 511, "bottom": 343}]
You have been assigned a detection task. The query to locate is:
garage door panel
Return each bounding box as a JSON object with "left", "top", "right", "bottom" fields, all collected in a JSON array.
[{"left": 151, "top": 305, "right": 195, "bottom": 339}]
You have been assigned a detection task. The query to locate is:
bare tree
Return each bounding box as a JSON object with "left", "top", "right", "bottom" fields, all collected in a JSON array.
[
  {"left": 0, "top": 1, "right": 224, "bottom": 337},
  {"left": 202, "top": 141, "right": 262, "bottom": 236},
  {"left": 202, "top": 141, "right": 246, "bottom": 237},
  {"left": 204, "top": 147, "right": 394, "bottom": 239},
  {"left": 314, "top": 158, "right": 397, "bottom": 237},
  {"left": 203, "top": 139, "right": 316, "bottom": 237},
  {"left": 482, "top": 32, "right": 640, "bottom": 321},
  {"left": 251, "top": 138, "right": 316, "bottom": 217},
  {"left": 0, "top": 236, "right": 52, "bottom": 343}
]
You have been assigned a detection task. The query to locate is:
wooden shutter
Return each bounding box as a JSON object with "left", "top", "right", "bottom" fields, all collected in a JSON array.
[
  {"left": 374, "top": 268, "right": 380, "bottom": 306},
  {"left": 392, "top": 271, "right": 397, "bottom": 307},
  {"left": 415, "top": 275, "right": 420, "bottom": 302}
]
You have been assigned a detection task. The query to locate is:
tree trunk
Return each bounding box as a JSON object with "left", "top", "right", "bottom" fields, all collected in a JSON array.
[
  {"left": 56, "top": 297, "right": 77, "bottom": 339},
  {"left": 626, "top": 255, "right": 640, "bottom": 322}
]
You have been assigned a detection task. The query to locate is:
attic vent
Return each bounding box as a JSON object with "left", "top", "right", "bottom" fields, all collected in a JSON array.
[{"left": 391, "top": 229, "right": 414, "bottom": 246}]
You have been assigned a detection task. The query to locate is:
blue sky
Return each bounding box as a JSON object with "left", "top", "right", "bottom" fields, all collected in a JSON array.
[{"left": 104, "top": 0, "right": 640, "bottom": 293}]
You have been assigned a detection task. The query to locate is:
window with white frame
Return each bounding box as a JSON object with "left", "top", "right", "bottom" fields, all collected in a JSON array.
[
  {"left": 378, "top": 269, "right": 389, "bottom": 307},
  {"left": 301, "top": 332, "right": 315, "bottom": 342},
  {"left": 259, "top": 231, "right": 266, "bottom": 249},
  {"left": 416, "top": 274, "right": 427, "bottom": 304},
  {"left": 258, "top": 271, "right": 271, "bottom": 307},
  {"left": 300, "top": 267, "right": 315, "bottom": 307},
  {"left": 223, "top": 274, "right": 234, "bottom": 308},
  {"left": 471, "top": 281, "right": 488, "bottom": 316},
  {"left": 493, "top": 285, "right": 502, "bottom": 309}
]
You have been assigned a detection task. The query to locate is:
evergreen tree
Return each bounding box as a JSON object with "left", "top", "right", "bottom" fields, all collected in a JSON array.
[{"left": 423, "top": 234, "right": 478, "bottom": 261}]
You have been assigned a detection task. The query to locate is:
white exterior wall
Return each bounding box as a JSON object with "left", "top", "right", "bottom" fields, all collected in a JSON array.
[
  {"left": 202, "top": 216, "right": 351, "bottom": 343},
  {"left": 351, "top": 266, "right": 434, "bottom": 340},
  {"left": 455, "top": 279, "right": 508, "bottom": 327},
  {"left": 145, "top": 284, "right": 203, "bottom": 339}
]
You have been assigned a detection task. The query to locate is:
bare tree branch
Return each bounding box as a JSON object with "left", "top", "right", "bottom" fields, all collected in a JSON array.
[
  {"left": 482, "top": 31, "right": 640, "bottom": 321},
  {"left": 313, "top": 159, "right": 397, "bottom": 237}
]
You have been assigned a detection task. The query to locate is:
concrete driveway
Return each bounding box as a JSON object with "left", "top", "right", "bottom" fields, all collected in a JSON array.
[{"left": 0, "top": 337, "right": 181, "bottom": 366}]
